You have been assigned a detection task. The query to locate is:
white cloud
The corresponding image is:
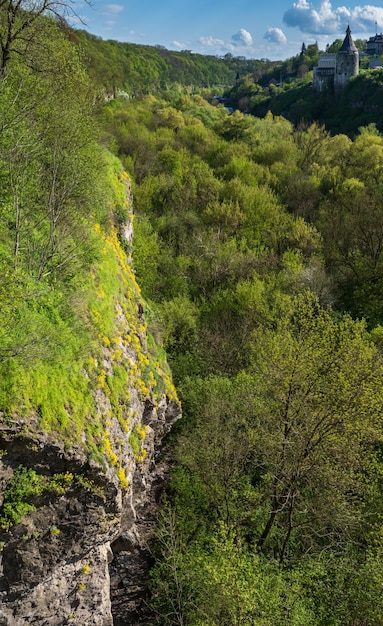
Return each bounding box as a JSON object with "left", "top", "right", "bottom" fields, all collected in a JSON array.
[
  {"left": 283, "top": 0, "right": 343, "bottom": 34},
  {"left": 198, "top": 35, "right": 225, "bottom": 47},
  {"left": 197, "top": 27, "right": 294, "bottom": 60},
  {"left": 264, "top": 27, "right": 288, "bottom": 44},
  {"left": 172, "top": 40, "right": 186, "bottom": 49},
  {"left": 351, "top": 5, "right": 383, "bottom": 31},
  {"left": 231, "top": 28, "right": 253, "bottom": 47},
  {"left": 104, "top": 3, "right": 124, "bottom": 14},
  {"left": 283, "top": 0, "right": 383, "bottom": 35}
]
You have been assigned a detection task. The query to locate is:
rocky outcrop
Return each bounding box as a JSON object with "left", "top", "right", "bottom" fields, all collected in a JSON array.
[
  {"left": 0, "top": 169, "right": 181, "bottom": 625},
  {"left": 0, "top": 395, "right": 180, "bottom": 625}
]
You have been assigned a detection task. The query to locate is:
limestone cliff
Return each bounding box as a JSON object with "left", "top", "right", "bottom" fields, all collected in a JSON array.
[{"left": 0, "top": 166, "right": 181, "bottom": 625}]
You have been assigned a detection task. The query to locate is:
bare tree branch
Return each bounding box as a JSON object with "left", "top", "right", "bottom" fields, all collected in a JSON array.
[{"left": 0, "top": 0, "right": 92, "bottom": 76}]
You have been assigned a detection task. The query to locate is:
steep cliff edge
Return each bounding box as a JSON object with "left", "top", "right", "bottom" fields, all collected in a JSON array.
[{"left": 0, "top": 162, "right": 181, "bottom": 625}]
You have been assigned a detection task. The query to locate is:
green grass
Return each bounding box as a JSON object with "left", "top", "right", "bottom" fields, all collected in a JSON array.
[{"left": 0, "top": 150, "right": 178, "bottom": 488}]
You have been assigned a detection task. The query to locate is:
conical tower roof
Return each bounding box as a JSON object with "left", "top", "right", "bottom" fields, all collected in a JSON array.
[{"left": 339, "top": 25, "right": 358, "bottom": 52}]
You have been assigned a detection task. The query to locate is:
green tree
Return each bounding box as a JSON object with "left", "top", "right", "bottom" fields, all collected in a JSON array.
[
  {"left": 175, "top": 375, "right": 257, "bottom": 528},
  {"left": 319, "top": 160, "right": 383, "bottom": 324},
  {"left": 251, "top": 292, "right": 383, "bottom": 560},
  {"left": 326, "top": 39, "right": 343, "bottom": 53},
  {"left": 0, "top": 0, "right": 89, "bottom": 77},
  {"left": 218, "top": 110, "right": 254, "bottom": 142},
  {"left": 0, "top": 19, "right": 104, "bottom": 282}
]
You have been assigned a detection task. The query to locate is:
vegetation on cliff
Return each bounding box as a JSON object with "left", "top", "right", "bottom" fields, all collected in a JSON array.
[
  {"left": 3, "top": 6, "right": 383, "bottom": 623},
  {"left": 0, "top": 11, "right": 177, "bottom": 537}
]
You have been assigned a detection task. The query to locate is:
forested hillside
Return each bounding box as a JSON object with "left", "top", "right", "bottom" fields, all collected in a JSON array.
[
  {"left": 2, "top": 4, "right": 383, "bottom": 623},
  {"left": 71, "top": 30, "right": 268, "bottom": 96},
  {"left": 102, "top": 93, "right": 383, "bottom": 624},
  {"left": 225, "top": 70, "right": 383, "bottom": 136}
]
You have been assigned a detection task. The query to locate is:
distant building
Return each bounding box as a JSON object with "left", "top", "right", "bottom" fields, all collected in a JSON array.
[
  {"left": 366, "top": 33, "right": 383, "bottom": 56},
  {"left": 313, "top": 26, "right": 359, "bottom": 92},
  {"left": 366, "top": 32, "right": 383, "bottom": 67},
  {"left": 313, "top": 53, "right": 337, "bottom": 92}
]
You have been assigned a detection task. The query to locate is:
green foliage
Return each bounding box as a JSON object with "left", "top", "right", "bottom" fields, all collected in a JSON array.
[
  {"left": 317, "top": 130, "right": 383, "bottom": 325},
  {"left": 73, "top": 30, "right": 242, "bottom": 96},
  {"left": 150, "top": 516, "right": 319, "bottom": 626},
  {"left": 250, "top": 292, "right": 383, "bottom": 558},
  {"left": 158, "top": 296, "right": 199, "bottom": 352},
  {"left": 185, "top": 528, "right": 316, "bottom": 626},
  {"left": 0, "top": 468, "right": 104, "bottom": 531},
  {"left": 129, "top": 424, "right": 148, "bottom": 463},
  {"left": 4, "top": 21, "right": 383, "bottom": 623},
  {"left": 0, "top": 19, "right": 106, "bottom": 283},
  {"left": 102, "top": 91, "right": 383, "bottom": 623},
  {"left": 0, "top": 22, "right": 178, "bottom": 497},
  {"left": 231, "top": 71, "right": 383, "bottom": 137},
  {"left": 0, "top": 467, "right": 43, "bottom": 531}
]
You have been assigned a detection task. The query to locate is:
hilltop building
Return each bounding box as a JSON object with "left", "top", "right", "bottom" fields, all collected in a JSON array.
[
  {"left": 313, "top": 26, "right": 359, "bottom": 92},
  {"left": 366, "top": 33, "right": 383, "bottom": 56},
  {"left": 366, "top": 32, "right": 383, "bottom": 67}
]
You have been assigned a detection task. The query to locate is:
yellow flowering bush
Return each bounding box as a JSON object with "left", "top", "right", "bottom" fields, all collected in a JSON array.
[
  {"left": 118, "top": 467, "right": 129, "bottom": 489},
  {"left": 129, "top": 423, "right": 149, "bottom": 462}
]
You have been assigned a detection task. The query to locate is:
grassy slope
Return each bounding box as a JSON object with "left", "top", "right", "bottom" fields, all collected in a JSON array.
[{"left": 0, "top": 152, "right": 177, "bottom": 469}]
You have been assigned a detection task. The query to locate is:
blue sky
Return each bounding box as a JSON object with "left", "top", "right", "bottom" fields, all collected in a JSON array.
[{"left": 72, "top": 0, "right": 383, "bottom": 60}]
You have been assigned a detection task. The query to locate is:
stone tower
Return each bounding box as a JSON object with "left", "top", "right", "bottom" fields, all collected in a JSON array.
[{"left": 334, "top": 25, "right": 359, "bottom": 91}]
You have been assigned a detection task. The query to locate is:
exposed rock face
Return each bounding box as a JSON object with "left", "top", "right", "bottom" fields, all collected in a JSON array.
[
  {"left": 0, "top": 171, "right": 181, "bottom": 624},
  {"left": 0, "top": 396, "right": 180, "bottom": 625}
]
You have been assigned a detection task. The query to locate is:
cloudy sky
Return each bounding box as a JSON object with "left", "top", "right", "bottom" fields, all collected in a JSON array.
[{"left": 73, "top": 0, "right": 383, "bottom": 60}]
